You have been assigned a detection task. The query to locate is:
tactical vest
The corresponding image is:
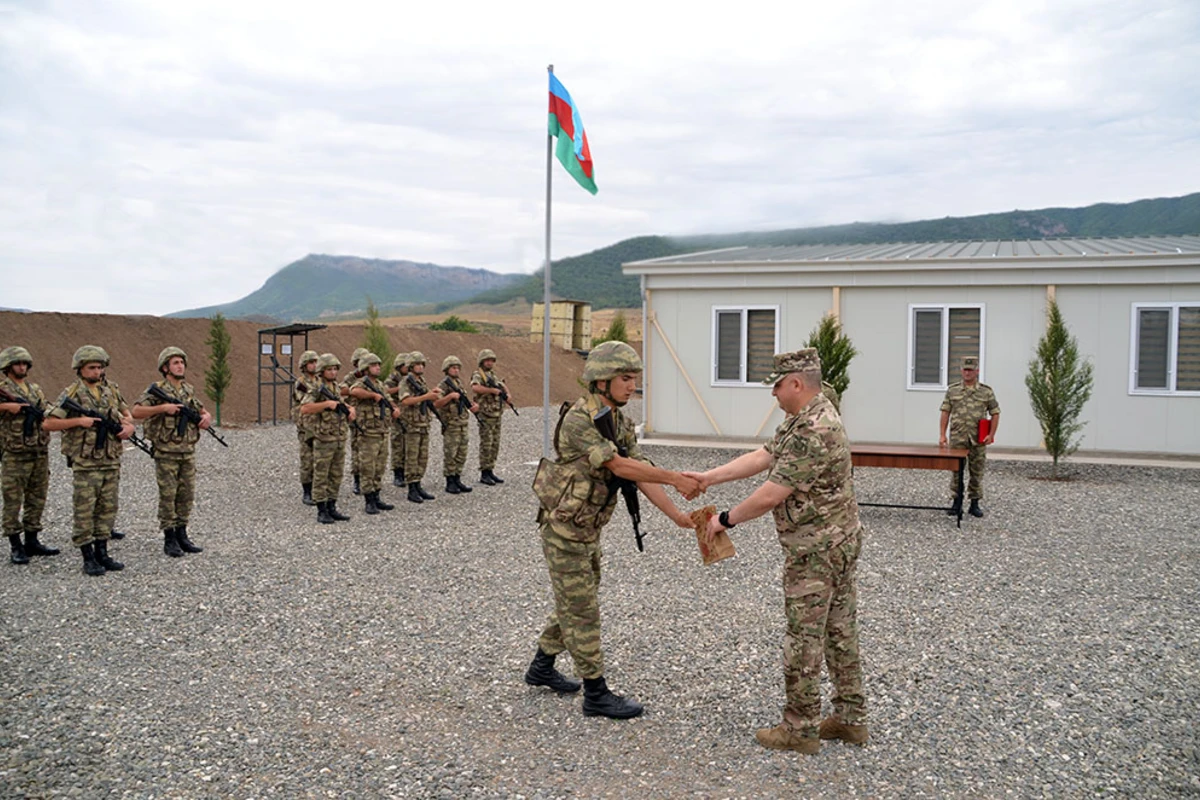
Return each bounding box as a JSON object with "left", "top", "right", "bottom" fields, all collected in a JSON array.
[
  {"left": 140, "top": 379, "right": 202, "bottom": 454},
  {"left": 349, "top": 377, "right": 391, "bottom": 435},
  {"left": 400, "top": 374, "right": 433, "bottom": 431},
  {"left": 0, "top": 377, "right": 50, "bottom": 453},
  {"left": 55, "top": 380, "right": 126, "bottom": 467},
  {"left": 305, "top": 380, "right": 349, "bottom": 441},
  {"left": 471, "top": 368, "right": 503, "bottom": 417}
]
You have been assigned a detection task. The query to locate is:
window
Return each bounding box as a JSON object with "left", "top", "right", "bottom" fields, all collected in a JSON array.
[
  {"left": 712, "top": 306, "right": 778, "bottom": 385},
  {"left": 1130, "top": 303, "right": 1200, "bottom": 395},
  {"left": 907, "top": 304, "right": 985, "bottom": 389}
]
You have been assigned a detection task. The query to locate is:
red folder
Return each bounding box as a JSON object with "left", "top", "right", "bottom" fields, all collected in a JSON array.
[{"left": 978, "top": 418, "right": 991, "bottom": 444}]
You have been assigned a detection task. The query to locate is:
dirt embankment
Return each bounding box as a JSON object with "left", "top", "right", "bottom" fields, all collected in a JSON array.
[{"left": 0, "top": 311, "right": 596, "bottom": 425}]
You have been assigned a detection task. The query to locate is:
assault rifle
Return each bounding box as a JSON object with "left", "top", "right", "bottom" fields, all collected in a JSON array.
[
  {"left": 0, "top": 386, "right": 45, "bottom": 441},
  {"left": 317, "top": 384, "right": 365, "bottom": 434},
  {"left": 362, "top": 375, "right": 398, "bottom": 419},
  {"left": 440, "top": 376, "right": 473, "bottom": 417},
  {"left": 146, "top": 384, "right": 229, "bottom": 447},
  {"left": 59, "top": 396, "right": 155, "bottom": 457},
  {"left": 593, "top": 406, "right": 644, "bottom": 552},
  {"left": 485, "top": 373, "right": 518, "bottom": 415},
  {"left": 405, "top": 373, "right": 436, "bottom": 417}
]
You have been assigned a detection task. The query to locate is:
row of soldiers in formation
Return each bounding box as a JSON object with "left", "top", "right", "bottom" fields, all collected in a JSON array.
[
  {"left": 1, "top": 344, "right": 214, "bottom": 574},
  {"left": 290, "top": 347, "right": 514, "bottom": 523}
]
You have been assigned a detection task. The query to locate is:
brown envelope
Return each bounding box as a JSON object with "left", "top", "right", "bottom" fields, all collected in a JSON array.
[{"left": 689, "top": 505, "right": 736, "bottom": 565}]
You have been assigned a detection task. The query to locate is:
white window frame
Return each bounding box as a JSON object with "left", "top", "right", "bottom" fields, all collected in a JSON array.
[
  {"left": 1128, "top": 302, "right": 1200, "bottom": 396},
  {"left": 711, "top": 304, "right": 780, "bottom": 387},
  {"left": 906, "top": 303, "right": 987, "bottom": 391}
]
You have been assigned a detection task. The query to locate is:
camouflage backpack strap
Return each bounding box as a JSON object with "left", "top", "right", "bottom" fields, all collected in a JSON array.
[{"left": 552, "top": 401, "right": 572, "bottom": 459}]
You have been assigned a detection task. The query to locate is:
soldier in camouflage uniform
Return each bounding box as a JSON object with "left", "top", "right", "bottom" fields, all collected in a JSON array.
[
  {"left": 384, "top": 352, "right": 410, "bottom": 487},
  {"left": 301, "top": 354, "right": 356, "bottom": 524},
  {"left": 43, "top": 346, "right": 135, "bottom": 577},
  {"left": 434, "top": 356, "right": 479, "bottom": 495},
  {"left": 398, "top": 351, "right": 442, "bottom": 504},
  {"left": 132, "top": 347, "right": 211, "bottom": 558},
  {"left": 696, "top": 348, "right": 868, "bottom": 754},
  {"left": 343, "top": 348, "right": 369, "bottom": 496},
  {"left": 939, "top": 355, "right": 1001, "bottom": 518},
  {"left": 524, "top": 342, "right": 700, "bottom": 719},
  {"left": 292, "top": 350, "right": 320, "bottom": 506},
  {"left": 0, "top": 346, "right": 59, "bottom": 564},
  {"left": 471, "top": 349, "right": 509, "bottom": 485},
  {"left": 348, "top": 353, "right": 400, "bottom": 514}
]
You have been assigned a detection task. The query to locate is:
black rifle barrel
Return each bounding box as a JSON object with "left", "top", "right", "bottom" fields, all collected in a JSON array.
[{"left": 593, "top": 406, "right": 644, "bottom": 552}]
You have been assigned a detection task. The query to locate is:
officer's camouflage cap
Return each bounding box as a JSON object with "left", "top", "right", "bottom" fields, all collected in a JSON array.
[
  {"left": 0, "top": 346, "right": 33, "bottom": 370},
  {"left": 316, "top": 353, "right": 341, "bottom": 371},
  {"left": 761, "top": 348, "right": 821, "bottom": 386},
  {"left": 477, "top": 349, "right": 497, "bottom": 365},
  {"left": 582, "top": 341, "right": 643, "bottom": 383},
  {"left": 158, "top": 346, "right": 187, "bottom": 371},
  {"left": 961, "top": 356, "right": 979, "bottom": 369},
  {"left": 73, "top": 345, "right": 110, "bottom": 370},
  {"left": 442, "top": 355, "right": 462, "bottom": 372}
]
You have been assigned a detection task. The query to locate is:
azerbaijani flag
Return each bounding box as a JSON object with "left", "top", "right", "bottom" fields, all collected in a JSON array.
[{"left": 548, "top": 74, "right": 597, "bottom": 195}]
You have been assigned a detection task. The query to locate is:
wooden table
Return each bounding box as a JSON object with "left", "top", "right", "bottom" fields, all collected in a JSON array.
[{"left": 850, "top": 444, "right": 969, "bottom": 527}]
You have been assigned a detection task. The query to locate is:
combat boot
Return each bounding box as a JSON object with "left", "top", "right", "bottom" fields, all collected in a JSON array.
[
  {"left": 109, "top": 529, "right": 126, "bottom": 540},
  {"left": 94, "top": 539, "right": 124, "bottom": 571},
  {"left": 524, "top": 648, "right": 582, "bottom": 694},
  {"left": 582, "top": 677, "right": 643, "bottom": 719},
  {"left": 352, "top": 474, "right": 361, "bottom": 495},
  {"left": 445, "top": 476, "right": 461, "bottom": 494},
  {"left": 364, "top": 492, "right": 380, "bottom": 515},
  {"left": 8, "top": 534, "right": 29, "bottom": 565},
  {"left": 374, "top": 492, "right": 394, "bottom": 511},
  {"left": 407, "top": 483, "right": 424, "bottom": 504},
  {"left": 818, "top": 716, "right": 869, "bottom": 745},
  {"left": 482, "top": 469, "right": 504, "bottom": 484},
  {"left": 756, "top": 724, "right": 820, "bottom": 754},
  {"left": 24, "top": 531, "right": 60, "bottom": 556},
  {"left": 175, "top": 525, "right": 203, "bottom": 553},
  {"left": 479, "top": 471, "right": 497, "bottom": 486},
  {"left": 327, "top": 502, "right": 351, "bottom": 521},
  {"left": 317, "top": 501, "right": 335, "bottom": 524},
  {"left": 416, "top": 483, "right": 435, "bottom": 501},
  {"left": 453, "top": 475, "right": 472, "bottom": 493},
  {"left": 946, "top": 497, "right": 962, "bottom": 517},
  {"left": 302, "top": 483, "right": 315, "bottom": 506},
  {"left": 969, "top": 499, "right": 984, "bottom": 518},
  {"left": 163, "top": 528, "right": 184, "bottom": 558},
  {"left": 80, "top": 543, "right": 105, "bottom": 576},
  {"left": 392, "top": 468, "right": 405, "bottom": 487}
]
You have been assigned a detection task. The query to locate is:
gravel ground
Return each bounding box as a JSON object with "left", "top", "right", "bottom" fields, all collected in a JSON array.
[{"left": 3, "top": 401, "right": 1198, "bottom": 799}]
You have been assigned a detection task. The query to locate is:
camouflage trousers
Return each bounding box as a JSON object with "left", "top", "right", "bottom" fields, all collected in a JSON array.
[
  {"left": 349, "top": 426, "right": 361, "bottom": 477},
  {"left": 298, "top": 427, "right": 315, "bottom": 484},
  {"left": 477, "top": 414, "right": 501, "bottom": 471},
  {"left": 537, "top": 523, "right": 605, "bottom": 679},
  {"left": 155, "top": 454, "right": 196, "bottom": 531},
  {"left": 948, "top": 440, "right": 987, "bottom": 501},
  {"left": 390, "top": 422, "right": 407, "bottom": 474},
  {"left": 312, "top": 438, "right": 346, "bottom": 503},
  {"left": 2, "top": 452, "right": 49, "bottom": 535},
  {"left": 403, "top": 429, "right": 431, "bottom": 482},
  {"left": 442, "top": 422, "right": 469, "bottom": 476},
  {"left": 357, "top": 433, "right": 388, "bottom": 495},
  {"left": 782, "top": 527, "right": 866, "bottom": 734},
  {"left": 71, "top": 466, "right": 120, "bottom": 547}
]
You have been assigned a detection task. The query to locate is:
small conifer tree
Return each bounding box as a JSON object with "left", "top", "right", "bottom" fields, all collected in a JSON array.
[
  {"left": 592, "top": 310, "right": 629, "bottom": 346},
  {"left": 361, "top": 298, "right": 394, "bottom": 370},
  {"left": 805, "top": 314, "right": 857, "bottom": 398},
  {"left": 204, "top": 313, "right": 232, "bottom": 425},
  {"left": 1025, "top": 299, "right": 1094, "bottom": 477}
]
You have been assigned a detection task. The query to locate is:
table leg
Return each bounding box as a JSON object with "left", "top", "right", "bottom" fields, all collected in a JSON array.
[{"left": 955, "top": 458, "right": 965, "bottom": 529}]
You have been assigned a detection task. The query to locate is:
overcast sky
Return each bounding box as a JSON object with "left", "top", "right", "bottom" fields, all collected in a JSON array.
[{"left": 2, "top": 0, "right": 1198, "bottom": 316}]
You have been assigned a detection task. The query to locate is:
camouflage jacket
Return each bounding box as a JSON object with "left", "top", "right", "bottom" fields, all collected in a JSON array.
[
  {"left": 765, "top": 392, "right": 861, "bottom": 559},
  {"left": 383, "top": 371, "right": 407, "bottom": 429},
  {"left": 398, "top": 373, "right": 433, "bottom": 431},
  {"left": 0, "top": 376, "right": 50, "bottom": 454},
  {"left": 470, "top": 368, "right": 505, "bottom": 418},
  {"left": 48, "top": 379, "right": 130, "bottom": 469},
  {"left": 349, "top": 375, "right": 391, "bottom": 436},
  {"left": 940, "top": 381, "right": 1000, "bottom": 445},
  {"left": 136, "top": 378, "right": 203, "bottom": 454},
  {"left": 291, "top": 375, "right": 317, "bottom": 428},
  {"left": 301, "top": 379, "right": 349, "bottom": 442},
  {"left": 534, "top": 392, "right": 645, "bottom": 543},
  {"left": 437, "top": 375, "right": 472, "bottom": 428}
]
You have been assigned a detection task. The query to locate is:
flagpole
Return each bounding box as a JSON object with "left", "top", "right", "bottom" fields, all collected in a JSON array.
[{"left": 542, "top": 64, "right": 554, "bottom": 459}]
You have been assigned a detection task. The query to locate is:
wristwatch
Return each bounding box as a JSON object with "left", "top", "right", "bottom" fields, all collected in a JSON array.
[{"left": 718, "top": 510, "right": 736, "bottom": 529}]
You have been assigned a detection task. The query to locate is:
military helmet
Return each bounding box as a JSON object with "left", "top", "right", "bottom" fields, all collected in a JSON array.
[
  {"left": 350, "top": 347, "right": 369, "bottom": 367},
  {"left": 72, "top": 345, "right": 111, "bottom": 370},
  {"left": 477, "top": 348, "right": 497, "bottom": 365},
  {"left": 393, "top": 352, "right": 410, "bottom": 369},
  {"left": 299, "top": 350, "right": 319, "bottom": 367},
  {"left": 0, "top": 345, "right": 33, "bottom": 371},
  {"left": 359, "top": 352, "right": 382, "bottom": 368},
  {"left": 441, "top": 355, "right": 462, "bottom": 372},
  {"left": 582, "top": 341, "right": 643, "bottom": 383},
  {"left": 316, "top": 353, "right": 341, "bottom": 372},
  {"left": 407, "top": 351, "right": 427, "bottom": 367},
  {"left": 157, "top": 346, "right": 187, "bottom": 372}
]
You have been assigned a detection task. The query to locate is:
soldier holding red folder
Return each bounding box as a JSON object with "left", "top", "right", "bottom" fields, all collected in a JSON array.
[{"left": 939, "top": 355, "right": 1001, "bottom": 517}]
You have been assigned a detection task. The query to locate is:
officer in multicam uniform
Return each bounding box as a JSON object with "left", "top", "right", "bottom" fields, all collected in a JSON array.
[
  {"left": 131, "top": 347, "right": 210, "bottom": 558},
  {"left": 348, "top": 352, "right": 399, "bottom": 515},
  {"left": 696, "top": 348, "right": 868, "bottom": 754},
  {"left": 301, "top": 353, "right": 356, "bottom": 524},
  {"left": 384, "top": 352, "right": 410, "bottom": 488},
  {"left": 343, "top": 348, "right": 369, "bottom": 497},
  {"left": 0, "top": 346, "right": 59, "bottom": 564},
  {"left": 292, "top": 350, "right": 320, "bottom": 506},
  {"left": 433, "top": 355, "right": 479, "bottom": 495},
  {"left": 42, "top": 346, "right": 135, "bottom": 577},
  {"left": 471, "top": 349, "right": 509, "bottom": 486},
  {"left": 939, "top": 355, "right": 1000, "bottom": 518},
  {"left": 398, "top": 351, "right": 442, "bottom": 504},
  {"left": 524, "top": 342, "right": 699, "bottom": 719}
]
